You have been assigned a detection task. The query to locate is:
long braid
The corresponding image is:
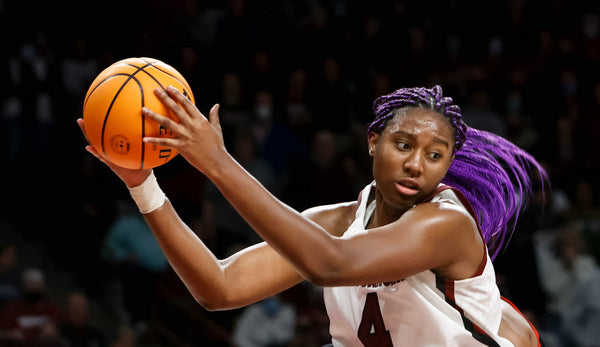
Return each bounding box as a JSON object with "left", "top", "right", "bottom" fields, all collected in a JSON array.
[{"left": 368, "top": 85, "right": 548, "bottom": 259}]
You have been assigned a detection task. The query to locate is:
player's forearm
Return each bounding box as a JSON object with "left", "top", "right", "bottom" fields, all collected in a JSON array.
[
  {"left": 142, "top": 201, "right": 230, "bottom": 308},
  {"left": 206, "top": 153, "right": 342, "bottom": 284},
  {"left": 143, "top": 199, "right": 303, "bottom": 310}
]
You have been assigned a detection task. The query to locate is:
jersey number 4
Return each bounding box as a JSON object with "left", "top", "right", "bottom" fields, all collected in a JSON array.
[{"left": 358, "top": 292, "right": 393, "bottom": 346}]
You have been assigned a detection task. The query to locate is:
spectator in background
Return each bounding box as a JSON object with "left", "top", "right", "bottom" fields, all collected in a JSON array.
[
  {"left": 1, "top": 33, "right": 58, "bottom": 169},
  {"left": 568, "top": 179, "right": 600, "bottom": 263},
  {"left": 58, "top": 291, "right": 107, "bottom": 347},
  {"left": 102, "top": 199, "right": 170, "bottom": 332},
  {"left": 109, "top": 325, "right": 135, "bottom": 347},
  {"left": 1, "top": 33, "right": 62, "bottom": 243},
  {"left": 288, "top": 284, "right": 331, "bottom": 347},
  {"left": 218, "top": 72, "right": 252, "bottom": 132},
  {"left": 0, "top": 239, "right": 19, "bottom": 311},
  {"left": 562, "top": 267, "right": 600, "bottom": 347},
  {"left": 574, "top": 81, "right": 600, "bottom": 172},
  {"left": 251, "top": 88, "right": 308, "bottom": 180},
  {"left": 60, "top": 36, "right": 98, "bottom": 115},
  {"left": 0, "top": 268, "right": 62, "bottom": 347},
  {"left": 232, "top": 295, "right": 296, "bottom": 347},
  {"left": 308, "top": 56, "right": 353, "bottom": 136},
  {"left": 245, "top": 48, "right": 279, "bottom": 99},
  {"left": 554, "top": 67, "right": 583, "bottom": 169},
  {"left": 283, "top": 67, "right": 314, "bottom": 145},
  {"left": 534, "top": 222, "right": 599, "bottom": 346},
  {"left": 282, "top": 129, "right": 356, "bottom": 211},
  {"left": 461, "top": 87, "right": 507, "bottom": 137},
  {"left": 504, "top": 89, "right": 539, "bottom": 152}
]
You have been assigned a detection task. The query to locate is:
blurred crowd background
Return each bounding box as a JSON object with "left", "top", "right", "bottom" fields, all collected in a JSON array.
[{"left": 1, "top": 0, "right": 600, "bottom": 346}]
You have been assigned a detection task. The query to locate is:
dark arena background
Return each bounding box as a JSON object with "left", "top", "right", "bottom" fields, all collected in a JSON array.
[{"left": 1, "top": 1, "right": 599, "bottom": 346}]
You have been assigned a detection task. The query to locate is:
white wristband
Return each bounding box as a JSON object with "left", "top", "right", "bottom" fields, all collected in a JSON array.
[{"left": 128, "top": 171, "right": 166, "bottom": 214}]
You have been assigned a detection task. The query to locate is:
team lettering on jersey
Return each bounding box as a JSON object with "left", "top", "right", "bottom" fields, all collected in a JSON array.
[{"left": 361, "top": 279, "right": 404, "bottom": 288}]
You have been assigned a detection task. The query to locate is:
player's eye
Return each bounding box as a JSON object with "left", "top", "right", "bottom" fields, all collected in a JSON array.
[
  {"left": 397, "top": 142, "right": 411, "bottom": 150},
  {"left": 428, "top": 152, "right": 442, "bottom": 160}
]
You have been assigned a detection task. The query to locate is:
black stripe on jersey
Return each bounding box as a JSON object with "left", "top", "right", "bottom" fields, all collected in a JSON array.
[{"left": 436, "top": 276, "right": 501, "bottom": 347}]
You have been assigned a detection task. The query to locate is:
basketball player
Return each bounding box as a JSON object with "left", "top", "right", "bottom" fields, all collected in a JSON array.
[{"left": 77, "top": 85, "right": 545, "bottom": 346}]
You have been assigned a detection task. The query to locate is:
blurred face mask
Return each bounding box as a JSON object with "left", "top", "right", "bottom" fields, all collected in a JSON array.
[
  {"left": 255, "top": 104, "right": 273, "bottom": 121},
  {"left": 261, "top": 297, "right": 281, "bottom": 317}
]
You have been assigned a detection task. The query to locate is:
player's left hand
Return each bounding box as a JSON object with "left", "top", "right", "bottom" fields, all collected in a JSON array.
[
  {"left": 76, "top": 118, "right": 152, "bottom": 187},
  {"left": 141, "top": 86, "right": 228, "bottom": 176}
]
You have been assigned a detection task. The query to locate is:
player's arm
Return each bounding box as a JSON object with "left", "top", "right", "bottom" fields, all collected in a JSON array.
[
  {"left": 144, "top": 200, "right": 303, "bottom": 310},
  {"left": 77, "top": 118, "right": 306, "bottom": 310},
  {"left": 144, "top": 87, "right": 483, "bottom": 286},
  {"left": 201, "top": 159, "right": 480, "bottom": 286},
  {"left": 143, "top": 199, "right": 355, "bottom": 309}
]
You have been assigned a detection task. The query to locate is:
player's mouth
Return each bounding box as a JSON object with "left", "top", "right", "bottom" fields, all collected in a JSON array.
[{"left": 395, "top": 179, "right": 420, "bottom": 196}]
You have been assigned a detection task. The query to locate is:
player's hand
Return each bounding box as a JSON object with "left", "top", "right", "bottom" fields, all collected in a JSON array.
[
  {"left": 141, "top": 86, "right": 228, "bottom": 176},
  {"left": 76, "top": 118, "right": 151, "bottom": 187}
]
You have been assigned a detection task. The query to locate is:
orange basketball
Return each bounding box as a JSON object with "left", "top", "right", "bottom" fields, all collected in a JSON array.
[{"left": 82, "top": 57, "right": 195, "bottom": 169}]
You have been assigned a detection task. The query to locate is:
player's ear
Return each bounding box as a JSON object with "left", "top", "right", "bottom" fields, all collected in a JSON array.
[{"left": 367, "top": 131, "right": 379, "bottom": 156}]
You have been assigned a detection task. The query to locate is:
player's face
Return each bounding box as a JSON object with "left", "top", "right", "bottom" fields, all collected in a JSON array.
[{"left": 368, "top": 107, "right": 455, "bottom": 211}]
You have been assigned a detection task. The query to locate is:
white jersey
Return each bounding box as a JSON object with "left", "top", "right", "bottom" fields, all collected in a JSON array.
[{"left": 323, "top": 183, "right": 538, "bottom": 347}]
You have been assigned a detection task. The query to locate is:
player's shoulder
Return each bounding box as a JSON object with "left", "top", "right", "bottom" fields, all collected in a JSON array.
[
  {"left": 302, "top": 201, "right": 359, "bottom": 237},
  {"left": 407, "top": 187, "right": 479, "bottom": 240},
  {"left": 417, "top": 185, "right": 477, "bottom": 226},
  {"left": 408, "top": 201, "right": 475, "bottom": 233}
]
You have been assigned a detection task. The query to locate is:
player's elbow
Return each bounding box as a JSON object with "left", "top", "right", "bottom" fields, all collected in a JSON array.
[
  {"left": 195, "top": 298, "right": 222, "bottom": 311},
  {"left": 301, "top": 247, "right": 348, "bottom": 287},
  {"left": 305, "top": 271, "right": 341, "bottom": 287},
  {"left": 304, "top": 266, "right": 349, "bottom": 287},
  {"left": 188, "top": 284, "right": 240, "bottom": 311},
  {"left": 192, "top": 293, "right": 224, "bottom": 311},
  {"left": 193, "top": 292, "right": 239, "bottom": 312}
]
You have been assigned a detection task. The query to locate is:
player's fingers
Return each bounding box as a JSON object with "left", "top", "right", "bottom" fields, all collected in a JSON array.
[
  {"left": 85, "top": 145, "right": 103, "bottom": 160},
  {"left": 143, "top": 136, "right": 180, "bottom": 150},
  {"left": 77, "top": 119, "right": 111, "bottom": 164},
  {"left": 208, "top": 103, "right": 221, "bottom": 132},
  {"left": 76, "top": 118, "right": 90, "bottom": 143},
  {"left": 165, "top": 85, "right": 204, "bottom": 121},
  {"left": 142, "top": 106, "right": 185, "bottom": 137},
  {"left": 84, "top": 145, "right": 114, "bottom": 168},
  {"left": 85, "top": 144, "right": 142, "bottom": 176},
  {"left": 153, "top": 87, "right": 191, "bottom": 125}
]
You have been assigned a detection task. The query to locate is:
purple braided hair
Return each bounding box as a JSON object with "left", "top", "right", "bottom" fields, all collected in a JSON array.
[
  {"left": 368, "top": 85, "right": 549, "bottom": 259},
  {"left": 369, "top": 85, "right": 467, "bottom": 152}
]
